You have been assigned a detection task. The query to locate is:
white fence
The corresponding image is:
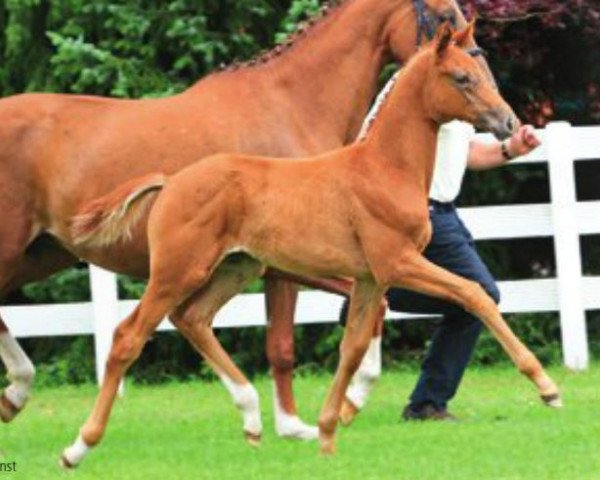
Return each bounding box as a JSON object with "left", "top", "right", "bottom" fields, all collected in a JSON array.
[{"left": 3, "top": 122, "right": 600, "bottom": 383}]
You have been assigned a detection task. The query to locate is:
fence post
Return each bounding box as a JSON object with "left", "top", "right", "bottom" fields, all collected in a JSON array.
[
  {"left": 89, "top": 265, "right": 124, "bottom": 393},
  {"left": 546, "top": 121, "right": 589, "bottom": 370}
]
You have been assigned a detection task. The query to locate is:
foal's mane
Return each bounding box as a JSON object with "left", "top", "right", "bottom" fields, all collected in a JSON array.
[{"left": 219, "top": 0, "right": 347, "bottom": 73}]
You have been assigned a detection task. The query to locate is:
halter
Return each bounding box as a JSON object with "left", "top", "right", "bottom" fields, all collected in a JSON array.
[
  {"left": 466, "top": 47, "right": 487, "bottom": 58},
  {"left": 413, "top": 0, "right": 437, "bottom": 46}
]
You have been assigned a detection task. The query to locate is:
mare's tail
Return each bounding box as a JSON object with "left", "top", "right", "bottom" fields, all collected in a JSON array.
[{"left": 71, "top": 173, "right": 166, "bottom": 247}]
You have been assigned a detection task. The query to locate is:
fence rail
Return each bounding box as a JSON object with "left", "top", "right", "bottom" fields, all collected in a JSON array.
[{"left": 4, "top": 122, "right": 600, "bottom": 382}]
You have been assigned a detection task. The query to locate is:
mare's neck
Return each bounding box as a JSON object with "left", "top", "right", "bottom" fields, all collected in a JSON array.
[
  {"left": 194, "top": 0, "right": 413, "bottom": 145},
  {"left": 363, "top": 56, "right": 439, "bottom": 196}
]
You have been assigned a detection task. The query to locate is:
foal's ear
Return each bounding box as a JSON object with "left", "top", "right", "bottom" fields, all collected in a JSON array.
[
  {"left": 452, "top": 18, "right": 476, "bottom": 48},
  {"left": 435, "top": 21, "right": 454, "bottom": 59}
]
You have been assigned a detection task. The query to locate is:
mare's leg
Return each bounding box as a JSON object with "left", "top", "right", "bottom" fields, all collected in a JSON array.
[
  {"left": 387, "top": 254, "right": 561, "bottom": 406},
  {"left": 1, "top": 230, "right": 77, "bottom": 422},
  {"left": 170, "top": 254, "right": 265, "bottom": 445},
  {"left": 267, "top": 270, "right": 386, "bottom": 429},
  {"left": 0, "top": 211, "right": 37, "bottom": 423},
  {"left": 0, "top": 317, "right": 35, "bottom": 423},
  {"left": 318, "top": 279, "right": 385, "bottom": 454},
  {"left": 264, "top": 276, "right": 318, "bottom": 440}
]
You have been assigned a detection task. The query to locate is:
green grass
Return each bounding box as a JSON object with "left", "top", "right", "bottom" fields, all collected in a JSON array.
[{"left": 2, "top": 365, "right": 599, "bottom": 480}]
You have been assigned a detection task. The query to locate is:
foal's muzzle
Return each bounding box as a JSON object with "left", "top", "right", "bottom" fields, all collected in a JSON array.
[{"left": 478, "top": 108, "right": 520, "bottom": 141}]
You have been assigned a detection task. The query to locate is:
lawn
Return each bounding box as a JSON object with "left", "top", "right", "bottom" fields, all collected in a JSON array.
[{"left": 1, "top": 365, "right": 599, "bottom": 480}]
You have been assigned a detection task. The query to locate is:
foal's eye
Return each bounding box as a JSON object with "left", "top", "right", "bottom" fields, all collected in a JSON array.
[{"left": 452, "top": 72, "right": 471, "bottom": 86}]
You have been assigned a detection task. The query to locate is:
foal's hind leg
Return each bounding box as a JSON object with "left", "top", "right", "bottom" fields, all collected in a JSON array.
[
  {"left": 61, "top": 280, "right": 185, "bottom": 468},
  {"left": 170, "top": 254, "right": 265, "bottom": 445},
  {"left": 62, "top": 219, "right": 229, "bottom": 467}
]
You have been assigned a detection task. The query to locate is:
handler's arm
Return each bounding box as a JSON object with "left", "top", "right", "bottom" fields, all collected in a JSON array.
[{"left": 467, "top": 125, "right": 541, "bottom": 171}]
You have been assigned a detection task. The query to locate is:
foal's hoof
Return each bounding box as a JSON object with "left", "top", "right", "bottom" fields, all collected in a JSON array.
[
  {"left": 59, "top": 454, "right": 77, "bottom": 470},
  {"left": 244, "top": 430, "right": 262, "bottom": 447},
  {"left": 339, "top": 398, "right": 359, "bottom": 427},
  {"left": 0, "top": 393, "right": 21, "bottom": 423},
  {"left": 541, "top": 393, "right": 563, "bottom": 408},
  {"left": 319, "top": 437, "right": 336, "bottom": 456}
]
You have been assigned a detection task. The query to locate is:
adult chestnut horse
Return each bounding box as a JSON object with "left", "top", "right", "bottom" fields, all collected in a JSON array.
[
  {"left": 0, "top": 0, "right": 494, "bottom": 438},
  {"left": 62, "top": 22, "right": 561, "bottom": 466}
]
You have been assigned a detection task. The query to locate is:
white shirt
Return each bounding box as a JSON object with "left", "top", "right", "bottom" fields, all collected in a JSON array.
[{"left": 358, "top": 74, "right": 475, "bottom": 203}]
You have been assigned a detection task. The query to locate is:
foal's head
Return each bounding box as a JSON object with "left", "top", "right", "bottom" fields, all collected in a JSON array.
[{"left": 421, "top": 22, "right": 518, "bottom": 139}]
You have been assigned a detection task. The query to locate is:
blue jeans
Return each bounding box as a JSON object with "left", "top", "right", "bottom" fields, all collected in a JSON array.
[{"left": 387, "top": 202, "right": 500, "bottom": 410}]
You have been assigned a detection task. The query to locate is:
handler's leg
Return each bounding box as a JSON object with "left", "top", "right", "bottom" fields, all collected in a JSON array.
[{"left": 265, "top": 276, "right": 317, "bottom": 440}]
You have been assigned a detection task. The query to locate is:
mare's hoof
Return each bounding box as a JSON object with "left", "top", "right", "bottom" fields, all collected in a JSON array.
[
  {"left": 244, "top": 431, "right": 262, "bottom": 447},
  {"left": 339, "top": 398, "right": 359, "bottom": 427},
  {"left": 541, "top": 393, "right": 563, "bottom": 408},
  {"left": 0, "top": 393, "right": 21, "bottom": 423},
  {"left": 276, "top": 416, "right": 319, "bottom": 441}
]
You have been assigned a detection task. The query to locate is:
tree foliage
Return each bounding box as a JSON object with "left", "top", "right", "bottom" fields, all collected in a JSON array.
[{"left": 463, "top": 0, "right": 600, "bottom": 125}]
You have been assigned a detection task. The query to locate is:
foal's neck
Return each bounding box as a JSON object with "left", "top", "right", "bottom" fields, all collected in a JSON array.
[{"left": 363, "top": 56, "right": 439, "bottom": 197}]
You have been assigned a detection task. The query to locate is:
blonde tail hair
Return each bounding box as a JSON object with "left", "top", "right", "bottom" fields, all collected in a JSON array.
[{"left": 71, "top": 173, "right": 166, "bottom": 247}]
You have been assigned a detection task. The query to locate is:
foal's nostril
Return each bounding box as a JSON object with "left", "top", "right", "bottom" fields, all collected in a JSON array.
[{"left": 505, "top": 116, "right": 515, "bottom": 134}]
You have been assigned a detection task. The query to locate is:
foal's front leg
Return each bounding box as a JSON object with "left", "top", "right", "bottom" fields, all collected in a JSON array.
[
  {"left": 339, "top": 302, "right": 386, "bottom": 426},
  {"left": 387, "top": 253, "right": 561, "bottom": 406},
  {"left": 318, "top": 279, "right": 385, "bottom": 454}
]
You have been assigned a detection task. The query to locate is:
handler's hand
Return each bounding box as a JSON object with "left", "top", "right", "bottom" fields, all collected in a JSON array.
[{"left": 507, "top": 125, "right": 541, "bottom": 158}]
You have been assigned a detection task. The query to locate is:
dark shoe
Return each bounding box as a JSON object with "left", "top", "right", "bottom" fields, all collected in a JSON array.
[{"left": 401, "top": 403, "right": 457, "bottom": 422}]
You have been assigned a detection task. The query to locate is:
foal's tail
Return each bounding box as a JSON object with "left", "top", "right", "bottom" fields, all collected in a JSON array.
[{"left": 71, "top": 173, "right": 167, "bottom": 247}]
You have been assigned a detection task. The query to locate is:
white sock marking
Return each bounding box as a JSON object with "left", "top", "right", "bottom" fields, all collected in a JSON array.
[
  {"left": 273, "top": 388, "right": 318, "bottom": 440},
  {"left": 345, "top": 336, "right": 382, "bottom": 410},
  {"left": 220, "top": 375, "right": 262, "bottom": 436},
  {"left": 0, "top": 332, "right": 35, "bottom": 409},
  {"left": 62, "top": 434, "right": 91, "bottom": 467}
]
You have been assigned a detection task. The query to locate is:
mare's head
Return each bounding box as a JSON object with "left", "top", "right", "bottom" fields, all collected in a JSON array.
[
  {"left": 385, "top": 0, "right": 498, "bottom": 88},
  {"left": 420, "top": 21, "right": 518, "bottom": 139}
]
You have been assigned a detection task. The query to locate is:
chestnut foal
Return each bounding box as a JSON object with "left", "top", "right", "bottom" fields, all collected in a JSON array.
[
  {"left": 0, "top": 0, "right": 492, "bottom": 438},
  {"left": 63, "top": 22, "right": 560, "bottom": 465}
]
